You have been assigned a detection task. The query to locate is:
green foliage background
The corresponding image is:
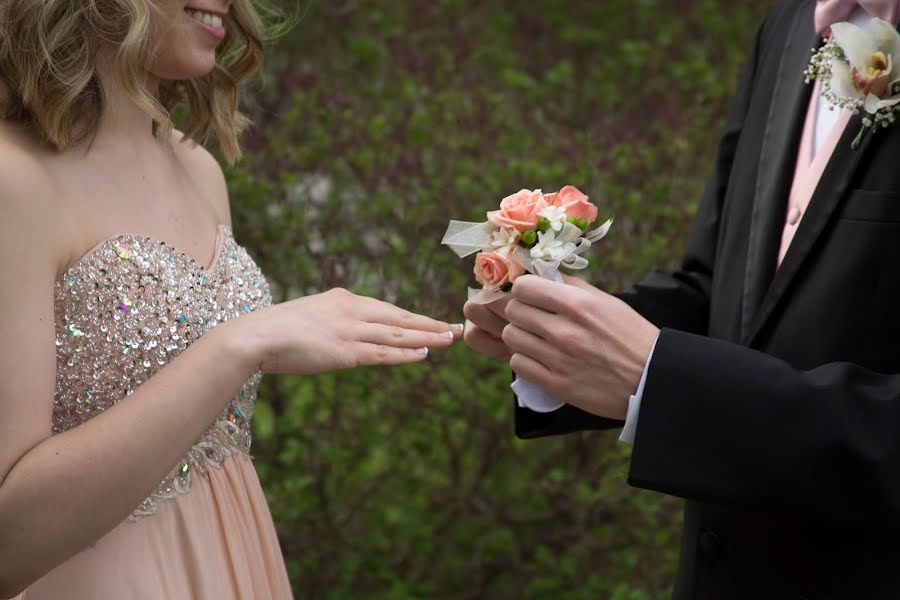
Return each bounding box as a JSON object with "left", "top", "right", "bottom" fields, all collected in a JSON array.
[{"left": 224, "top": 1, "right": 769, "bottom": 597}]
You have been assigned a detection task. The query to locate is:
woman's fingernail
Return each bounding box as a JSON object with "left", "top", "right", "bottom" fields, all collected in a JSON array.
[
  {"left": 443, "top": 330, "right": 455, "bottom": 340},
  {"left": 453, "top": 323, "right": 465, "bottom": 333},
  {"left": 417, "top": 347, "right": 429, "bottom": 355}
]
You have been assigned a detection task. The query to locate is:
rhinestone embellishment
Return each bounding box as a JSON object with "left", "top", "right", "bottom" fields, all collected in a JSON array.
[{"left": 53, "top": 227, "right": 271, "bottom": 521}]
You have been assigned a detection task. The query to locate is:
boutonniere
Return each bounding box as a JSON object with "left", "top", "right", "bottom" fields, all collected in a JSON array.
[
  {"left": 441, "top": 186, "right": 612, "bottom": 304},
  {"left": 805, "top": 17, "right": 900, "bottom": 149}
]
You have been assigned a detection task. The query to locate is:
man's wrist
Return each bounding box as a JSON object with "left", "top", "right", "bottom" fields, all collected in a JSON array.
[{"left": 619, "top": 333, "right": 660, "bottom": 444}]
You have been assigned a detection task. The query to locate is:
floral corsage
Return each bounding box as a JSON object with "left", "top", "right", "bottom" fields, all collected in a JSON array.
[
  {"left": 806, "top": 17, "right": 900, "bottom": 149},
  {"left": 442, "top": 186, "right": 612, "bottom": 304}
]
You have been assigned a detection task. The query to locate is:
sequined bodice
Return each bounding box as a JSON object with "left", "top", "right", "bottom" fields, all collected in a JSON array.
[{"left": 53, "top": 225, "right": 272, "bottom": 520}]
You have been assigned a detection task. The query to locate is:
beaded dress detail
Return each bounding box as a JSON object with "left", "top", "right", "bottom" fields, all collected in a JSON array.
[{"left": 53, "top": 224, "right": 271, "bottom": 520}]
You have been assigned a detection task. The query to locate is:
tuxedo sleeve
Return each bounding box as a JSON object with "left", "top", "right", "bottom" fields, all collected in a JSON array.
[
  {"left": 514, "top": 11, "right": 770, "bottom": 440},
  {"left": 630, "top": 328, "right": 900, "bottom": 533}
]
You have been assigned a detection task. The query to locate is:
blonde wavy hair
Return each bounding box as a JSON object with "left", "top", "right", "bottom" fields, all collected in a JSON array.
[{"left": 0, "top": 0, "right": 274, "bottom": 164}]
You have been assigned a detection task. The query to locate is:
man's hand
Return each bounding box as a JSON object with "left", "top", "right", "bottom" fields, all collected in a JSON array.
[
  {"left": 503, "top": 275, "right": 659, "bottom": 420},
  {"left": 463, "top": 296, "right": 512, "bottom": 361}
]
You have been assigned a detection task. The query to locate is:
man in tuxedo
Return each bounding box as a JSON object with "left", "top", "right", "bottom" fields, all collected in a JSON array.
[{"left": 463, "top": 0, "right": 900, "bottom": 597}]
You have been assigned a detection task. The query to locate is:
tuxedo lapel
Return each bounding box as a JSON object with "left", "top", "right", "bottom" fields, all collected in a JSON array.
[
  {"left": 740, "top": 0, "right": 819, "bottom": 344},
  {"left": 745, "top": 112, "right": 878, "bottom": 347}
]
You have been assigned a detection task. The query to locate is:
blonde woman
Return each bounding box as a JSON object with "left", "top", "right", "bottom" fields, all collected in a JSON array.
[{"left": 0, "top": 1, "right": 462, "bottom": 598}]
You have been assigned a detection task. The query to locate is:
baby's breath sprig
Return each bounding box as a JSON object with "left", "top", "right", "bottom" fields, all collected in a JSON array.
[
  {"left": 804, "top": 42, "right": 847, "bottom": 82},
  {"left": 805, "top": 42, "right": 863, "bottom": 114}
]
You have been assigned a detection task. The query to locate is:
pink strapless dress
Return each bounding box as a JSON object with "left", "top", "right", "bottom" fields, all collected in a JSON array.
[{"left": 13, "top": 224, "right": 292, "bottom": 599}]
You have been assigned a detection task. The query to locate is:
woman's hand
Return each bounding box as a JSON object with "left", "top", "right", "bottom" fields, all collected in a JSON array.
[{"left": 231, "top": 288, "right": 463, "bottom": 375}]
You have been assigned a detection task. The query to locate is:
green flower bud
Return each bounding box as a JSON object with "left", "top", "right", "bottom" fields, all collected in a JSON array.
[
  {"left": 576, "top": 218, "right": 589, "bottom": 230},
  {"left": 520, "top": 230, "right": 537, "bottom": 247},
  {"left": 566, "top": 216, "right": 577, "bottom": 224},
  {"left": 537, "top": 218, "right": 551, "bottom": 233}
]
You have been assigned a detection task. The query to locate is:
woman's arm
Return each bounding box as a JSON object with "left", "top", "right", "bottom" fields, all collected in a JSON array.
[{"left": 0, "top": 156, "right": 460, "bottom": 597}]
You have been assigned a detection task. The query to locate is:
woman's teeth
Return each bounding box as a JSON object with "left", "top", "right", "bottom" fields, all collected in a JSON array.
[{"left": 186, "top": 9, "right": 223, "bottom": 28}]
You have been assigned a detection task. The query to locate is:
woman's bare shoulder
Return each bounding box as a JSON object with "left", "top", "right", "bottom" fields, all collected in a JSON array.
[
  {"left": 0, "top": 120, "right": 55, "bottom": 197},
  {"left": 0, "top": 121, "right": 64, "bottom": 267}
]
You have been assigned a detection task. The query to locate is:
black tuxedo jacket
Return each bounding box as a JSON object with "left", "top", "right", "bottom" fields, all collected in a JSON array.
[{"left": 515, "top": 1, "right": 900, "bottom": 598}]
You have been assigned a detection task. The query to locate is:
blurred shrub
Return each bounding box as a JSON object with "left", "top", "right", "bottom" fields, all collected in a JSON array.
[{"left": 224, "top": 1, "right": 768, "bottom": 597}]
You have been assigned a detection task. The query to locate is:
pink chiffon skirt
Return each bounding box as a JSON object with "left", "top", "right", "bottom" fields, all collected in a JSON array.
[{"left": 16, "top": 454, "right": 292, "bottom": 599}]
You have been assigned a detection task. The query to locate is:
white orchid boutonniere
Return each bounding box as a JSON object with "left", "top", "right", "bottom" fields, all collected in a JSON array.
[{"left": 805, "top": 17, "right": 900, "bottom": 149}]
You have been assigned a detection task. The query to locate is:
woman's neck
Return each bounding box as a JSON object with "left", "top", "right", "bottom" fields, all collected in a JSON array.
[{"left": 90, "top": 46, "right": 161, "bottom": 151}]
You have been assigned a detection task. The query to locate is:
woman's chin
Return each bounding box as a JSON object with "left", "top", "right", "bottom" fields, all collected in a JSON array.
[{"left": 153, "top": 56, "right": 218, "bottom": 82}]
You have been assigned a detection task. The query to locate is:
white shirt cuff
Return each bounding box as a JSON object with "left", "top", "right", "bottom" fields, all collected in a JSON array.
[
  {"left": 618, "top": 335, "right": 659, "bottom": 444},
  {"left": 512, "top": 376, "right": 565, "bottom": 413}
]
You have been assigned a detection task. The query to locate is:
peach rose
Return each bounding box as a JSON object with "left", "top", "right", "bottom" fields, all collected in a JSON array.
[
  {"left": 546, "top": 185, "right": 598, "bottom": 224},
  {"left": 474, "top": 251, "right": 525, "bottom": 290},
  {"left": 487, "top": 189, "right": 549, "bottom": 232}
]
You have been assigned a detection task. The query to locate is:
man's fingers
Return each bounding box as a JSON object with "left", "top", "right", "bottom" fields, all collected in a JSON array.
[
  {"left": 484, "top": 295, "right": 511, "bottom": 319},
  {"left": 501, "top": 323, "right": 549, "bottom": 357},
  {"left": 357, "top": 323, "right": 455, "bottom": 349},
  {"left": 503, "top": 322, "right": 568, "bottom": 373},
  {"left": 562, "top": 275, "right": 597, "bottom": 291},
  {"left": 463, "top": 322, "right": 512, "bottom": 361},
  {"left": 464, "top": 300, "right": 509, "bottom": 338},
  {"left": 509, "top": 275, "right": 575, "bottom": 314},
  {"left": 509, "top": 352, "right": 557, "bottom": 391},
  {"left": 505, "top": 298, "right": 561, "bottom": 339}
]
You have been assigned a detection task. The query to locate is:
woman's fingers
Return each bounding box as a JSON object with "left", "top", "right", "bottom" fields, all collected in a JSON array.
[
  {"left": 356, "top": 323, "right": 455, "bottom": 349},
  {"left": 356, "top": 343, "right": 431, "bottom": 366},
  {"left": 357, "top": 296, "right": 461, "bottom": 337}
]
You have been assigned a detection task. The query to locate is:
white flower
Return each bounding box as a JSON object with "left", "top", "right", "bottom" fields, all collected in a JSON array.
[
  {"left": 830, "top": 18, "right": 900, "bottom": 114},
  {"left": 490, "top": 227, "right": 519, "bottom": 258},
  {"left": 538, "top": 205, "right": 568, "bottom": 232},
  {"left": 530, "top": 230, "right": 578, "bottom": 261},
  {"left": 521, "top": 222, "right": 592, "bottom": 278}
]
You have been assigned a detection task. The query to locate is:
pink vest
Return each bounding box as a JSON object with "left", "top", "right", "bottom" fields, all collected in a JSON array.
[{"left": 776, "top": 79, "right": 853, "bottom": 265}]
